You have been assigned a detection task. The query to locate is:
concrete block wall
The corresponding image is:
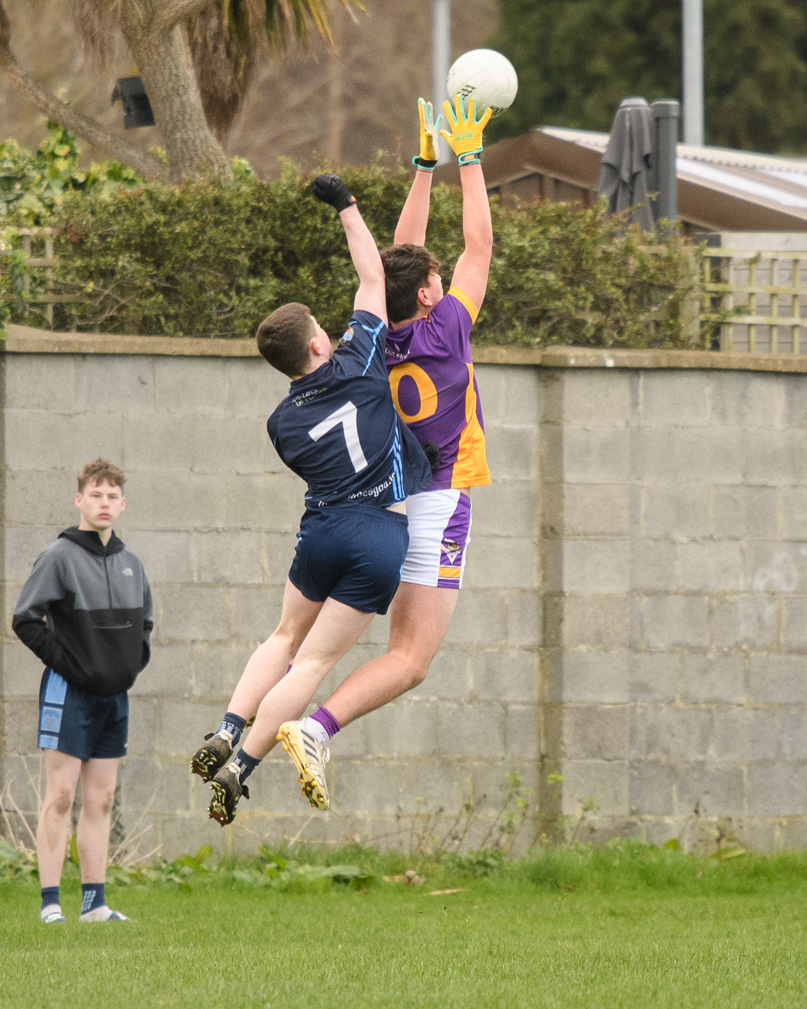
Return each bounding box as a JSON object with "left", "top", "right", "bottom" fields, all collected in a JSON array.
[
  {"left": 541, "top": 360, "right": 807, "bottom": 851},
  {"left": 2, "top": 331, "right": 806, "bottom": 855},
  {"left": 0, "top": 335, "right": 541, "bottom": 857}
]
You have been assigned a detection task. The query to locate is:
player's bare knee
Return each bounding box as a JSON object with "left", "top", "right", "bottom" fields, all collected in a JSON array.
[
  {"left": 410, "top": 665, "right": 430, "bottom": 689},
  {"left": 46, "top": 785, "right": 75, "bottom": 818},
  {"left": 401, "top": 656, "right": 431, "bottom": 691},
  {"left": 287, "top": 635, "right": 305, "bottom": 663},
  {"left": 268, "top": 623, "right": 302, "bottom": 659},
  {"left": 84, "top": 789, "right": 115, "bottom": 819}
]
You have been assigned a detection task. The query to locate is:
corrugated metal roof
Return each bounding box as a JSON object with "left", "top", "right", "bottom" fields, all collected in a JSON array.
[
  {"left": 436, "top": 126, "right": 807, "bottom": 231},
  {"left": 538, "top": 127, "right": 807, "bottom": 225},
  {"left": 681, "top": 160, "right": 807, "bottom": 210},
  {"left": 540, "top": 126, "right": 807, "bottom": 173}
]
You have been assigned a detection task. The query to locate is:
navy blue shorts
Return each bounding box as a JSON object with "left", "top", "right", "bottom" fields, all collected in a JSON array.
[
  {"left": 38, "top": 668, "right": 129, "bottom": 761},
  {"left": 289, "top": 504, "right": 409, "bottom": 615}
]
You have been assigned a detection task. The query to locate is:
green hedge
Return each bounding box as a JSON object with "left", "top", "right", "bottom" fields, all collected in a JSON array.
[{"left": 1, "top": 154, "right": 706, "bottom": 348}]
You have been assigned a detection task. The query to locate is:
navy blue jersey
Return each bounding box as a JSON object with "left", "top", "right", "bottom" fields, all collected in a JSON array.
[{"left": 267, "top": 311, "right": 432, "bottom": 508}]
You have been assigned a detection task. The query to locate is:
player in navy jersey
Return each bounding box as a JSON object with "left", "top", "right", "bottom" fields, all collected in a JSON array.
[
  {"left": 191, "top": 174, "right": 432, "bottom": 824},
  {"left": 266, "top": 309, "right": 420, "bottom": 509},
  {"left": 290, "top": 97, "right": 495, "bottom": 803}
]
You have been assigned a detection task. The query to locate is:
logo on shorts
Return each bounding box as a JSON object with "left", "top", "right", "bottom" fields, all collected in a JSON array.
[
  {"left": 122, "top": 568, "right": 133, "bottom": 576},
  {"left": 442, "top": 540, "right": 462, "bottom": 563}
]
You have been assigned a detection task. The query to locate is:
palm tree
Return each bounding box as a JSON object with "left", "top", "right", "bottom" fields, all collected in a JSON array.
[{"left": 0, "top": 0, "right": 363, "bottom": 180}]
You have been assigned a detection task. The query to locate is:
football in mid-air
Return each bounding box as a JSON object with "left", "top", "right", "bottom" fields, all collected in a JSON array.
[{"left": 446, "top": 49, "right": 518, "bottom": 117}]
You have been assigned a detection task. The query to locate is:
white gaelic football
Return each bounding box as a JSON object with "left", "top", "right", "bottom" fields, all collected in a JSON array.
[{"left": 446, "top": 49, "right": 518, "bottom": 117}]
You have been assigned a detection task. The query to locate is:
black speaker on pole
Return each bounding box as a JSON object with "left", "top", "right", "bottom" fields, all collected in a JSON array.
[{"left": 111, "top": 77, "right": 155, "bottom": 129}]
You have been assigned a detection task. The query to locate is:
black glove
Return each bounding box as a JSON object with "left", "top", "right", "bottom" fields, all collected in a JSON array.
[
  {"left": 422, "top": 441, "right": 442, "bottom": 473},
  {"left": 311, "top": 174, "right": 356, "bottom": 213}
]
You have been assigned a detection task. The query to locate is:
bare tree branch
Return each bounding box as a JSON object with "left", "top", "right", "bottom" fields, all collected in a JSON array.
[
  {"left": 151, "top": 0, "right": 216, "bottom": 37},
  {"left": 0, "top": 0, "right": 165, "bottom": 180}
]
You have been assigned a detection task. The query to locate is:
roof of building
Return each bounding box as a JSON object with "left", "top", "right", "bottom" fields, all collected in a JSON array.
[{"left": 436, "top": 126, "right": 807, "bottom": 232}]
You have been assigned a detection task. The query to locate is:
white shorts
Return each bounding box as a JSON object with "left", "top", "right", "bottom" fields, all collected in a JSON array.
[{"left": 401, "top": 489, "right": 472, "bottom": 589}]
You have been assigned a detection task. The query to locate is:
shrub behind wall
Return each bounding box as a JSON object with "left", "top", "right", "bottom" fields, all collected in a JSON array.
[{"left": 3, "top": 159, "right": 705, "bottom": 349}]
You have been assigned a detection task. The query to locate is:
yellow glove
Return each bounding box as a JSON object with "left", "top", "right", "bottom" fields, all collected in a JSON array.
[
  {"left": 440, "top": 95, "right": 493, "bottom": 165},
  {"left": 419, "top": 98, "right": 441, "bottom": 161}
]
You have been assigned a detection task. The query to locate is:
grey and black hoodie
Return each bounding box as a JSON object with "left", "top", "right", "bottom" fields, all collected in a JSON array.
[{"left": 13, "top": 527, "right": 153, "bottom": 697}]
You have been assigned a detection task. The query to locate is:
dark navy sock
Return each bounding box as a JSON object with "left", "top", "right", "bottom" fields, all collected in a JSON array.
[
  {"left": 41, "top": 885, "right": 60, "bottom": 911},
  {"left": 232, "top": 748, "right": 261, "bottom": 783},
  {"left": 81, "top": 883, "right": 106, "bottom": 915},
  {"left": 310, "top": 706, "right": 341, "bottom": 738},
  {"left": 218, "top": 711, "right": 247, "bottom": 747}
]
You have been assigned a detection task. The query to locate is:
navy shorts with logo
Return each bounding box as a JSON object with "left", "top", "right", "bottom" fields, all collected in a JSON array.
[
  {"left": 38, "top": 668, "right": 129, "bottom": 761},
  {"left": 289, "top": 503, "right": 409, "bottom": 615}
]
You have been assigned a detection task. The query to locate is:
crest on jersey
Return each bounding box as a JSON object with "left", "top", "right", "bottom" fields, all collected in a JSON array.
[{"left": 340, "top": 326, "right": 355, "bottom": 344}]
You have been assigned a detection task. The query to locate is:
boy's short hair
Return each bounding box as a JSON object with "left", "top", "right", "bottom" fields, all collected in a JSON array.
[
  {"left": 380, "top": 244, "right": 441, "bottom": 324},
  {"left": 256, "top": 302, "right": 315, "bottom": 378},
  {"left": 77, "top": 458, "right": 126, "bottom": 492}
]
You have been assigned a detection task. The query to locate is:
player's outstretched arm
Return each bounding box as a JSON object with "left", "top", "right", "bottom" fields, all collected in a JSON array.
[
  {"left": 394, "top": 98, "right": 441, "bottom": 246},
  {"left": 452, "top": 162, "right": 493, "bottom": 309},
  {"left": 312, "top": 174, "right": 387, "bottom": 324},
  {"left": 342, "top": 204, "right": 387, "bottom": 323},
  {"left": 440, "top": 96, "right": 494, "bottom": 311}
]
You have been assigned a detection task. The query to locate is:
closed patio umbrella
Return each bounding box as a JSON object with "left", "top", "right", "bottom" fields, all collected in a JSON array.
[{"left": 598, "top": 97, "right": 655, "bottom": 231}]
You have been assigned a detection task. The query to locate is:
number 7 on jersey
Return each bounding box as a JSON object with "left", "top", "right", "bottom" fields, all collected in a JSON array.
[{"left": 308, "top": 401, "right": 369, "bottom": 473}]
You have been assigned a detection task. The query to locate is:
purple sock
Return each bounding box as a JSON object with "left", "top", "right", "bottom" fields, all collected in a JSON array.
[{"left": 310, "top": 706, "right": 341, "bottom": 738}]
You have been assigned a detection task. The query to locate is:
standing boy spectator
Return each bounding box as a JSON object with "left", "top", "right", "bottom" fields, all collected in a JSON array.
[
  {"left": 191, "top": 174, "right": 432, "bottom": 824},
  {"left": 13, "top": 459, "right": 153, "bottom": 922}
]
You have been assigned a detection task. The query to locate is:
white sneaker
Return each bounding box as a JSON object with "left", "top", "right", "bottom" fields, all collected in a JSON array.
[
  {"left": 79, "top": 906, "right": 130, "bottom": 922},
  {"left": 276, "top": 720, "right": 330, "bottom": 811},
  {"left": 41, "top": 905, "right": 66, "bottom": 924}
]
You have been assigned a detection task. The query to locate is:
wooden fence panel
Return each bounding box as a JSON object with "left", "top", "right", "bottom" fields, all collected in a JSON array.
[
  {"left": 1, "top": 227, "right": 83, "bottom": 330},
  {"left": 701, "top": 248, "right": 807, "bottom": 354}
]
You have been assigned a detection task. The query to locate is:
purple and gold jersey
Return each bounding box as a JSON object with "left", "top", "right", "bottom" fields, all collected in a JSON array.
[{"left": 385, "top": 288, "right": 491, "bottom": 490}]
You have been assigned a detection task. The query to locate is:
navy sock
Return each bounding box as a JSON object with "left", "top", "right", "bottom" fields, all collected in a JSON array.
[
  {"left": 41, "top": 885, "right": 60, "bottom": 911},
  {"left": 218, "top": 711, "right": 247, "bottom": 747},
  {"left": 81, "top": 883, "right": 106, "bottom": 915},
  {"left": 232, "top": 748, "right": 261, "bottom": 783}
]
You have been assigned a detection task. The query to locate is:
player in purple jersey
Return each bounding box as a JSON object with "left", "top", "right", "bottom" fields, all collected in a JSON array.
[
  {"left": 279, "top": 96, "right": 496, "bottom": 807},
  {"left": 190, "top": 175, "right": 431, "bottom": 824}
]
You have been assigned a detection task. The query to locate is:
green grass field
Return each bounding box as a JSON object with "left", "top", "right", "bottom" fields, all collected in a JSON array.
[{"left": 2, "top": 842, "right": 807, "bottom": 1009}]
